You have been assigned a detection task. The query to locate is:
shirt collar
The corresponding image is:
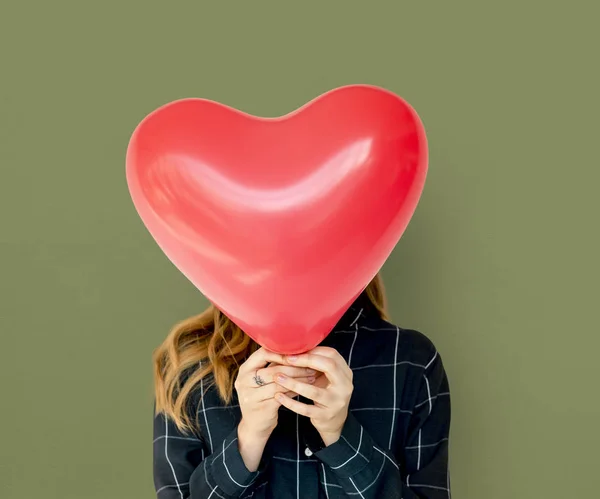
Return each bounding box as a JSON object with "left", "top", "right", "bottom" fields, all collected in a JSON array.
[{"left": 334, "top": 291, "right": 373, "bottom": 331}]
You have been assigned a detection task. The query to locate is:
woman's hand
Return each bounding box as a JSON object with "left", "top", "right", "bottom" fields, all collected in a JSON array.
[
  {"left": 234, "top": 347, "right": 318, "bottom": 472},
  {"left": 273, "top": 346, "right": 354, "bottom": 446},
  {"left": 234, "top": 347, "right": 318, "bottom": 440}
]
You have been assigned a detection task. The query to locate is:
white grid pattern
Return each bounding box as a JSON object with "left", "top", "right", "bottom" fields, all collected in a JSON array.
[
  {"left": 389, "top": 326, "right": 400, "bottom": 448},
  {"left": 199, "top": 359, "right": 214, "bottom": 453},
  {"left": 348, "top": 457, "right": 386, "bottom": 496},
  {"left": 330, "top": 427, "right": 367, "bottom": 469},
  {"left": 321, "top": 462, "right": 332, "bottom": 499},
  {"left": 296, "top": 411, "right": 300, "bottom": 499},
  {"left": 222, "top": 439, "right": 247, "bottom": 488},
  {"left": 163, "top": 417, "right": 184, "bottom": 499},
  {"left": 153, "top": 304, "right": 451, "bottom": 498},
  {"left": 374, "top": 446, "right": 399, "bottom": 470}
]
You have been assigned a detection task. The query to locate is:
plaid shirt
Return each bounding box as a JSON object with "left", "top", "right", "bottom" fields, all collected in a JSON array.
[{"left": 153, "top": 296, "right": 451, "bottom": 498}]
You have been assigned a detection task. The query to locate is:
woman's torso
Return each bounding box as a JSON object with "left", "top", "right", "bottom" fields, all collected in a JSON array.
[{"left": 187, "top": 308, "right": 434, "bottom": 498}]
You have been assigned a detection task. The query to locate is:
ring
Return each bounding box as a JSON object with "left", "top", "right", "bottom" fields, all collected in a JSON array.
[{"left": 253, "top": 369, "right": 266, "bottom": 386}]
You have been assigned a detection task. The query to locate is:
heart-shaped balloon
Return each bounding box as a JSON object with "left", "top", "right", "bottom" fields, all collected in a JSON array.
[{"left": 126, "top": 84, "right": 427, "bottom": 354}]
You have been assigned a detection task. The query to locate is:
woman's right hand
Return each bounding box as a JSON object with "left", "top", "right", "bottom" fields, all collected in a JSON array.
[
  {"left": 234, "top": 347, "right": 317, "bottom": 472},
  {"left": 235, "top": 347, "right": 317, "bottom": 441}
]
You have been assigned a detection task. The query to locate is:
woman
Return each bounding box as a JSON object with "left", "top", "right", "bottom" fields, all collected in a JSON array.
[{"left": 153, "top": 274, "right": 451, "bottom": 498}]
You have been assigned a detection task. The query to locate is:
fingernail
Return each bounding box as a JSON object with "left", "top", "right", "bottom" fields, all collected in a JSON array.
[
  {"left": 287, "top": 355, "right": 298, "bottom": 362},
  {"left": 308, "top": 376, "right": 315, "bottom": 383},
  {"left": 276, "top": 374, "right": 286, "bottom": 383},
  {"left": 306, "top": 369, "right": 316, "bottom": 375}
]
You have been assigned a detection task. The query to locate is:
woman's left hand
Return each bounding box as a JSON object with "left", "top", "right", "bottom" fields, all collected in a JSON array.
[{"left": 274, "top": 346, "right": 354, "bottom": 446}]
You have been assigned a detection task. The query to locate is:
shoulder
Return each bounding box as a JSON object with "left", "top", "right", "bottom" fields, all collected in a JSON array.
[{"left": 358, "top": 314, "right": 439, "bottom": 369}]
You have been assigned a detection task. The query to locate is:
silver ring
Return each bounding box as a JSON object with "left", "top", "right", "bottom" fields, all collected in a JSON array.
[{"left": 253, "top": 369, "right": 266, "bottom": 386}]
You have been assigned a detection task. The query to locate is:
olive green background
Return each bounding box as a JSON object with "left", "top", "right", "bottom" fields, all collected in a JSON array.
[{"left": 1, "top": 1, "right": 598, "bottom": 498}]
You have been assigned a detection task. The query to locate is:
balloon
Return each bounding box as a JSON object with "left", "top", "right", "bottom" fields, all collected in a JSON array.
[{"left": 126, "top": 84, "right": 428, "bottom": 354}]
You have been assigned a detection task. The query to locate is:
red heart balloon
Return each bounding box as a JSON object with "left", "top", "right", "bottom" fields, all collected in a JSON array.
[{"left": 126, "top": 84, "right": 427, "bottom": 354}]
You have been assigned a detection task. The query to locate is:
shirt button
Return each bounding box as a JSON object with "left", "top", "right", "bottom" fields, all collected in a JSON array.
[{"left": 304, "top": 447, "right": 313, "bottom": 457}]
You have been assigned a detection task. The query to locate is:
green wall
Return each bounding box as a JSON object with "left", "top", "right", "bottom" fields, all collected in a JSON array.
[{"left": 1, "top": 1, "right": 598, "bottom": 498}]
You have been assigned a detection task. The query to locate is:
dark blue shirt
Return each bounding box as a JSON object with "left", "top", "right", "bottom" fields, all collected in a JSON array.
[{"left": 153, "top": 297, "right": 451, "bottom": 498}]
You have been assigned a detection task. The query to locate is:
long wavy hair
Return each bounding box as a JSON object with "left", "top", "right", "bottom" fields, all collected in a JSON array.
[{"left": 153, "top": 274, "right": 388, "bottom": 434}]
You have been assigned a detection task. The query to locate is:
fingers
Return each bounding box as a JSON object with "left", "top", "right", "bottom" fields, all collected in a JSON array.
[
  {"left": 253, "top": 365, "right": 316, "bottom": 386},
  {"left": 275, "top": 392, "right": 316, "bottom": 417},
  {"left": 239, "top": 347, "right": 286, "bottom": 374},
  {"left": 284, "top": 353, "right": 345, "bottom": 384},
  {"left": 307, "top": 346, "right": 340, "bottom": 359},
  {"left": 254, "top": 377, "right": 316, "bottom": 401},
  {"left": 253, "top": 382, "right": 286, "bottom": 402},
  {"left": 305, "top": 347, "right": 351, "bottom": 380},
  {"left": 274, "top": 373, "right": 327, "bottom": 404}
]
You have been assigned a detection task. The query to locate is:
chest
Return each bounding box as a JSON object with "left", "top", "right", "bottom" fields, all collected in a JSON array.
[{"left": 197, "top": 364, "right": 412, "bottom": 462}]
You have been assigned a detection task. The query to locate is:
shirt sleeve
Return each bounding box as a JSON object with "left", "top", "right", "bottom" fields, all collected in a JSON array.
[
  {"left": 153, "top": 411, "right": 268, "bottom": 498},
  {"left": 314, "top": 351, "right": 451, "bottom": 498}
]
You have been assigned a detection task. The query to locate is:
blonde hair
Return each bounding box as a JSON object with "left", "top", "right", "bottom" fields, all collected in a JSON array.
[{"left": 153, "top": 274, "right": 388, "bottom": 434}]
